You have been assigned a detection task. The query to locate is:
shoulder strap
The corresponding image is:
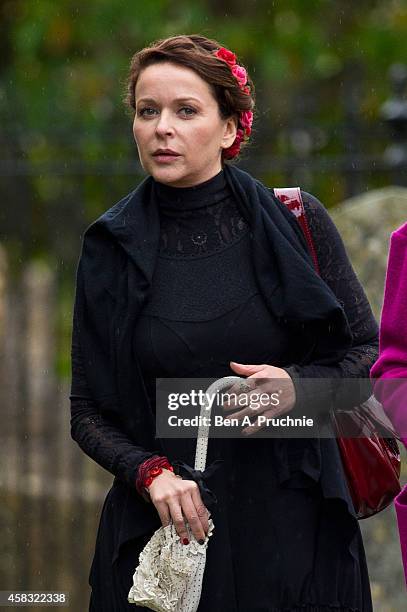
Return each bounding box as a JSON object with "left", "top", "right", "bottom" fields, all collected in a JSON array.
[{"left": 273, "top": 187, "right": 321, "bottom": 276}]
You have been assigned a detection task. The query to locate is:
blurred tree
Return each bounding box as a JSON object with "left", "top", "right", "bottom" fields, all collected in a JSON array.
[{"left": 1, "top": 0, "right": 407, "bottom": 345}]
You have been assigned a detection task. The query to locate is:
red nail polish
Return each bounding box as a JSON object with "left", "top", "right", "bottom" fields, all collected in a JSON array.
[{"left": 182, "top": 537, "right": 189, "bottom": 545}]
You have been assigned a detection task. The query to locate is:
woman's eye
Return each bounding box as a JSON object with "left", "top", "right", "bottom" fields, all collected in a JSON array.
[
  {"left": 138, "top": 107, "right": 196, "bottom": 117},
  {"left": 138, "top": 107, "right": 156, "bottom": 116},
  {"left": 180, "top": 107, "right": 196, "bottom": 115}
]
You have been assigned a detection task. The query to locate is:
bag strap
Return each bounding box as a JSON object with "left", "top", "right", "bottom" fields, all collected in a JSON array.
[
  {"left": 273, "top": 187, "right": 320, "bottom": 276},
  {"left": 195, "top": 376, "right": 244, "bottom": 471}
]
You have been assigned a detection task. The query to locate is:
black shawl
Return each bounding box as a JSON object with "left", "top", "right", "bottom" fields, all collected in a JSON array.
[
  {"left": 72, "top": 164, "right": 358, "bottom": 562},
  {"left": 73, "top": 163, "right": 352, "bottom": 447}
]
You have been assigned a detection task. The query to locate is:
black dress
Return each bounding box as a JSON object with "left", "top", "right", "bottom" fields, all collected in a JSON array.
[{"left": 70, "top": 168, "right": 377, "bottom": 611}]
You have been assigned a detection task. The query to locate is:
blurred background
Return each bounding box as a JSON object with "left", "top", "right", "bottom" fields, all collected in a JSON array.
[{"left": 1, "top": 0, "right": 407, "bottom": 609}]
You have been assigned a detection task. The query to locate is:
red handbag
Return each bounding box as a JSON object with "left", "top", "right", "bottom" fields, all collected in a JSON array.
[{"left": 273, "top": 187, "right": 402, "bottom": 519}]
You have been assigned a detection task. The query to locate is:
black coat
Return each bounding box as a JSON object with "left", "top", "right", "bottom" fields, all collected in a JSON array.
[{"left": 72, "top": 164, "right": 364, "bottom": 571}]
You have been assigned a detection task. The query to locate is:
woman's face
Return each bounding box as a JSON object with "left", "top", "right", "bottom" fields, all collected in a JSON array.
[{"left": 133, "top": 61, "right": 237, "bottom": 187}]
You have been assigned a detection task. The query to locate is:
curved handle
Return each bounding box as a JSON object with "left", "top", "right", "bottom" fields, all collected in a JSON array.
[{"left": 194, "top": 376, "right": 250, "bottom": 471}]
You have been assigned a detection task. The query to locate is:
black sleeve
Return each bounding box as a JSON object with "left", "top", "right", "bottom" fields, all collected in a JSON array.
[
  {"left": 70, "top": 305, "right": 160, "bottom": 491},
  {"left": 283, "top": 191, "right": 379, "bottom": 416}
]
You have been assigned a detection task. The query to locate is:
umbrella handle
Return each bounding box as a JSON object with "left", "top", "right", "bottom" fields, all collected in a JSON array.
[{"left": 194, "top": 376, "right": 250, "bottom": 472}]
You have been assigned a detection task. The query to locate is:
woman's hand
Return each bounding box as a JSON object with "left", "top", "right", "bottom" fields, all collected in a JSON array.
[
  {"left": 222, "top": 361, "right": 296, "bottom": 435},
  {"left": 147, "top": 468, "right": 210, "bottom": 544}
]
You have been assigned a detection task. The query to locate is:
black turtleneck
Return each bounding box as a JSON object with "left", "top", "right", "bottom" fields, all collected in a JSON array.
[
  {"left": 153, "top": 168, "right": 248, "bottom": 258},
  {"left": 133, "top": 168, "right": 296, "bottom": 384}
]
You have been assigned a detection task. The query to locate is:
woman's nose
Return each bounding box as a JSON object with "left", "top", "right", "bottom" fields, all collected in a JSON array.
[{"left": 155, "top": 111, "right": 174, "bottom": 135}]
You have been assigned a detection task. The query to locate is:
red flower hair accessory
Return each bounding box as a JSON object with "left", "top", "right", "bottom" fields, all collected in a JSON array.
[{"left": 214, "top": 46, "right": 253, "bottom": 159}]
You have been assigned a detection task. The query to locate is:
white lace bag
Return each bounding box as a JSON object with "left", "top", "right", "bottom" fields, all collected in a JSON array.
[{"left": 128, "top": 376, "right": 245, "bottom": 612}]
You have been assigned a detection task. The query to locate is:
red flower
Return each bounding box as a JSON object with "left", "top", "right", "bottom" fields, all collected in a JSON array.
[
  {"left": 224, "top": 141, "right": 241, "bottom": 159},
  {"left": 214, "top": 47, "right": 237, "bottom": 67},
  {"left": 214, "top": 46, "right": 253, "bottom": 158},
  {"left": 240, "top": 110, "right": 253, "bottom": 130},
  {"left": 235, "top": 128, "right": 245, "bottom": 141},
  {"left": 224, "top": 128, "right": 246, "bottom": 159},
  {"left": 231, "top": 64, "right": 247, "bottom": 86}
]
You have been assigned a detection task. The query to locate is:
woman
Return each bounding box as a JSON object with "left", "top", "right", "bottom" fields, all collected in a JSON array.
[
  {"left": 70, "top": 34, "right": 379, "bottom": 611},
  {"left": 370, "top": 221, "right": 407, "bottom": 585}
]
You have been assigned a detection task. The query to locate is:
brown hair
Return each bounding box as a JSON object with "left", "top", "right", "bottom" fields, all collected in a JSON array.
[{"left": 122, "top": 34, "right": 256, "bottom": 163}]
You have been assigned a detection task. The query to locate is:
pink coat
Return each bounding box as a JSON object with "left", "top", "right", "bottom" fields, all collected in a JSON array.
[{"left": 370, "top": 221, "right": 407, "bottom": 586}]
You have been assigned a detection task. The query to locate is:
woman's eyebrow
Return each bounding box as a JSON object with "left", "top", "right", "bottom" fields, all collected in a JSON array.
[{"left": 136, "top": 96, "right": 202, "bottom": 104}]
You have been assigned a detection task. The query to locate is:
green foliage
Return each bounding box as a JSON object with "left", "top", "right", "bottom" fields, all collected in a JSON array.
[
  {"left": 2, "top": 0, "right": 407, "bottom": 373},
  {"left": 3, "top": 1, "right": 407, "bottom": 149}
]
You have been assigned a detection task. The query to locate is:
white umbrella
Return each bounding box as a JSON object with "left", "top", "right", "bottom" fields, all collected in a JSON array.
[{"left": 128, "top": 376, "right": 245, "bottom": 612}]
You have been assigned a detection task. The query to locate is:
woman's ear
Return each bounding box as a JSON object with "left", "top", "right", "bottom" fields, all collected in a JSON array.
[{"left": 222, "top": 115, "right": 238, "bottom": 149}]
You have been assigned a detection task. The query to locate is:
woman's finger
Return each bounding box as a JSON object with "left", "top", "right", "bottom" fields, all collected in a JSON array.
[
  {"left": 166, "top": 497, "right": 190, "bottom": 543},
  {"left": 181, "top": 483, "right": 206, "bottom": 542},
  {"left": 190, "top": 486, "right": 210, "bottom": 535},
  {"left": 180, "top": 492, "right": 207, "bottom": 543},
  {"left": 225, "top": 403, "right": 261, "bottom": 423},
  {"left": 241, "top": 405, "right": 291, "bottom": 435},
  {"left": 222, "top": 378, "right": 257, "bottom": 403},
  {"left": 154, "top": 499, "right": 172, "bottom": 528}
]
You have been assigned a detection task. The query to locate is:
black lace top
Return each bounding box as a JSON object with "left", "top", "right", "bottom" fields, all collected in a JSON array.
[{"left": 69, "top": 168, "right": 379, "bottom": 488}]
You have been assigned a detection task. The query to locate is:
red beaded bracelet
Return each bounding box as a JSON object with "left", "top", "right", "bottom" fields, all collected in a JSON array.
[
  {"left": 136, "top": 455, "right": 174, "bottom": 499},
  {"left": 144, "top": 464, "right": 174, "bottom": 488}
]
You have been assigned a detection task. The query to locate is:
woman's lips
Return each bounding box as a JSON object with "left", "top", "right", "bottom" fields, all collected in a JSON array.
[{"left": 153, "top": 153, "right": 181, "bottom": 163}]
